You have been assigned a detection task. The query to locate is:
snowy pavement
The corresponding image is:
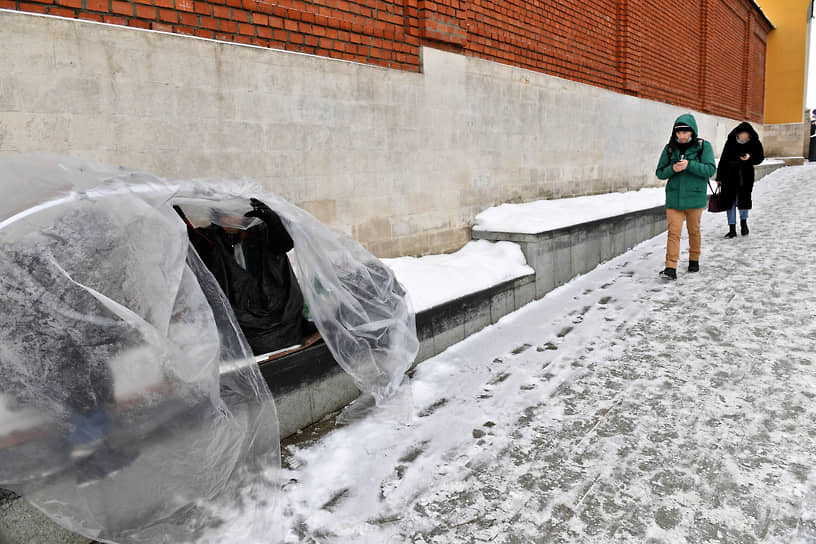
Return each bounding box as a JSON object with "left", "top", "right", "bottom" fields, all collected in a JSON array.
[{"left": 219, "top": 166, "right": 816, "bottom": 544}]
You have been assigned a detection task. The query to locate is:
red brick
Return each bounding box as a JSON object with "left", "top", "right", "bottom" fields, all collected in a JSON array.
[
  {"left": 178, "top": 11, "right": 196, "bottom": 24},
  {"left": 230, "top": 8, "right": 248, "bottom": 21},
  {"left": 110, "top": 0, "right": 132, "bottom": 15},
  {"left": 129, "top": 17, "right": 150, "bottom": 27},
  {"left": 20, "top": 3, "right": 49, "bottom": 13},
  {"left": 199, "top": 15, "right": 217, "bottom": 29},
  {"left": 86, "top": 0, "right": 107, "bottom": 10},
  {"left": 158, "top": 7, "right": 177, "bottom": 21},
  {"left": 134, "top": 4, "right": 155, "bottom": 17},
  {"left": 48, "top": 6, "right": 75, "bottom": 16},
  {"left": 150, "top": 21, "right": 172, "bottom": 31},
  {"left": 102, "top": 13, "right": 126, "bottom": 23},
  {"left": 78, "top": 12, "right": 103, "bottom": 20},
  {"left": 193, "top": 1, "right": 210, "bottom": 14}
]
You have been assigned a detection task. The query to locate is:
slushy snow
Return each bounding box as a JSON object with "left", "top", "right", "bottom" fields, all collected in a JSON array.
[
  {"left": 473, "top": 187, "right": 665, "bottom": 234},
  {"left": 206, "top": 165, "right": 816, "bottom": 544},
  {"left": 382, "top": 240, "right": 534, "bottom": 312}
]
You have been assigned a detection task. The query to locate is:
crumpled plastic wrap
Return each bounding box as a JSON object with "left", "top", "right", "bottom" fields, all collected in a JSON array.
[{"left": 0, "top": 155, "right": 418, "bottom": 543}]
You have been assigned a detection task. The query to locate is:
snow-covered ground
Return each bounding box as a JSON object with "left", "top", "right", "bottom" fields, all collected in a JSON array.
[
  {"left": 383, "top": 241, "right": 534, "bottom": 312},
  {"left": 210, "top": 166, "right": 816, "bottom": 543}
]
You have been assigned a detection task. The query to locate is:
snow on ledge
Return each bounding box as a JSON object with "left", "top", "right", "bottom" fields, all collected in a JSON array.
[
  {"left": 473, "top": 188, "right": 665, "bottom": 235},
  {"left": 382, "top": 240, "right": 534, "bottom": 313},
  {"left": 760, "top": 158, "right": 791, "bottom": 165}
]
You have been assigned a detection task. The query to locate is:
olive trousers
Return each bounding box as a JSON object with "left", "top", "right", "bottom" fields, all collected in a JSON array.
[{"left": 666, "top": 207, "right": 704, "bottom": 269}]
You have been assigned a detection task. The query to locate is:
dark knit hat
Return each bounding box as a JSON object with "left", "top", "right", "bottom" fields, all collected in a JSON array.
[{"left": 673, "top": 123, "right": 693, "bottom": 132}]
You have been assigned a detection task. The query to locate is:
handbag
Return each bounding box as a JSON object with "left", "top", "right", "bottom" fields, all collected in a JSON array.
[{"left": 707, "top": 181, "right": 727, "bottom": 213}]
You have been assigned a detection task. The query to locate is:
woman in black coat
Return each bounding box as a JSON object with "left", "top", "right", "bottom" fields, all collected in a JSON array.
[{"left": 716, "top": 122, "right": 764, "bottom": 238}]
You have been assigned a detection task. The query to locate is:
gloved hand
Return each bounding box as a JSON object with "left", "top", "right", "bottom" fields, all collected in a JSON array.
[
  {"left": 245, "top": 197, "right": 294, "bottom": 253},
  {"left": 244, "top": 197, "right": 275, "bottom": 223}
]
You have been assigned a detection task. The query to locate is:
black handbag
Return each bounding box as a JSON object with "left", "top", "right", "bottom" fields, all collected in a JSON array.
[{"left": 707, "top": 181, "right": 727, "bottom": 213}]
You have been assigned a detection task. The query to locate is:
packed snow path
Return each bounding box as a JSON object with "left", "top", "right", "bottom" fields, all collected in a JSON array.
[{"left": 233, "top": 166, "right": 816, "bottom": 543}]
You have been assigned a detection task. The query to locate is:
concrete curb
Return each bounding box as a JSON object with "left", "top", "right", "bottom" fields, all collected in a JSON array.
[{"left": 473, "top": 205, "right": 666, "bottom": 299}]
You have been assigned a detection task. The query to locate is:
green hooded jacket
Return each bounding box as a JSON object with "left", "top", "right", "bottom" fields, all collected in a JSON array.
[{"left": 655, "top": 113, "right": 716, "bottom": 210}]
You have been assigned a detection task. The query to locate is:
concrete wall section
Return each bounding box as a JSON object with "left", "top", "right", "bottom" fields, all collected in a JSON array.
[
  {"left": 759, "top": 121, "right": 809, "bottom": 158},
  {"left": 0, "top": 11, "right": 774, "bottom": 257}
]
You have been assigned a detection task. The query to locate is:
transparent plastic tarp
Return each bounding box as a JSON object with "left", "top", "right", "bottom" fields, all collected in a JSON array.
[{"left": 0, "top": 155, "right": 418, "bottom": 543}]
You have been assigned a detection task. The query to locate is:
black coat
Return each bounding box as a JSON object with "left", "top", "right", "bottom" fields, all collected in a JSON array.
[
  {"left": 188, "top": 215, "right": 305, "bottom": 356},
  {"left": 715, "top": 122, "right": 764, "bottom": 210}
]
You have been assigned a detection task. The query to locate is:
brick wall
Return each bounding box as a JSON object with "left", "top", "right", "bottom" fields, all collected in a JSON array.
[
  {"left": 5, "top": 0, "right": 771, "bottom": 121},
  {"left": 2, "top": 0, "right": 421, "bottom": 71}
]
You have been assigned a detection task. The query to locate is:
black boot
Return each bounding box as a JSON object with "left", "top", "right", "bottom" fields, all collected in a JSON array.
[
  {"left": 740, "top": 219, "right": 749, "bottom": 236},
  {"left": 659, "top": 267, "right": 677, "bottom": 281},
  {"left": 688, "top": 261, "right": 699, "bottom": 273},
  {"left": 725, "top": 224, "right": 737, "bottom": 239}
]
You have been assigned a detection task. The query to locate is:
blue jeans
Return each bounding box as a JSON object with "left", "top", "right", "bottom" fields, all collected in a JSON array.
[
  {"left": 68, "top": 408, "right": 110, "bottom": 446},
  {"left": 727, "top": 202, "right": 749, "bottom": 225}
]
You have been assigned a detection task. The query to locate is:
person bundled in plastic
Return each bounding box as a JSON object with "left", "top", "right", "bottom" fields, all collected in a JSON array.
[
  {"left": 175, "top": 198, "right": 317, "bottom": 357},
  {"left": 0, "top": 217, "right": 133, "bottom": 482}
]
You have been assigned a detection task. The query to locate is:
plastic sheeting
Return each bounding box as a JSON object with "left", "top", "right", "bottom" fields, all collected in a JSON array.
[{"left": 0, "top": 155, "right": 418, "bottom": 543}]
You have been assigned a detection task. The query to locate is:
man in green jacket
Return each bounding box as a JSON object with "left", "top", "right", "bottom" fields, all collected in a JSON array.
[{"left": 655, "top": 113, "right": 716, "bottom": 280}]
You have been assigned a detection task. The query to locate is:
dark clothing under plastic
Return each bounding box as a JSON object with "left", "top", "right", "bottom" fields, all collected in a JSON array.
[{"left": 187, "top": 218, "right": 306, "bottom": 356}]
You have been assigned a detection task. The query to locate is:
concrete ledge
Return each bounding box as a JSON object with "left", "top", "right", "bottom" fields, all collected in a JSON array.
[
  {"left": 413, "top": 274, "right": 536, "bottom": 366},
  {"left": 754, "top": 161, "right": 786, "bottom": 179},
  {"left": 474, "top": 206, "right": 666, "bottom": 299},
  {"left": 259, "top": 343, "right": 361, "bottom": 438},
  {"left": 775, "top": 157, "right": 806, "bottom": 167}
]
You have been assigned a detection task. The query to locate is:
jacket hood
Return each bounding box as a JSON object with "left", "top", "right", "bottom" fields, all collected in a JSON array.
[
  {"left": 672, "top": 113, "right": 699, "bottom": 138},
  {"left": 728, "top": 121, "right": 760, "bottom": 142}
]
